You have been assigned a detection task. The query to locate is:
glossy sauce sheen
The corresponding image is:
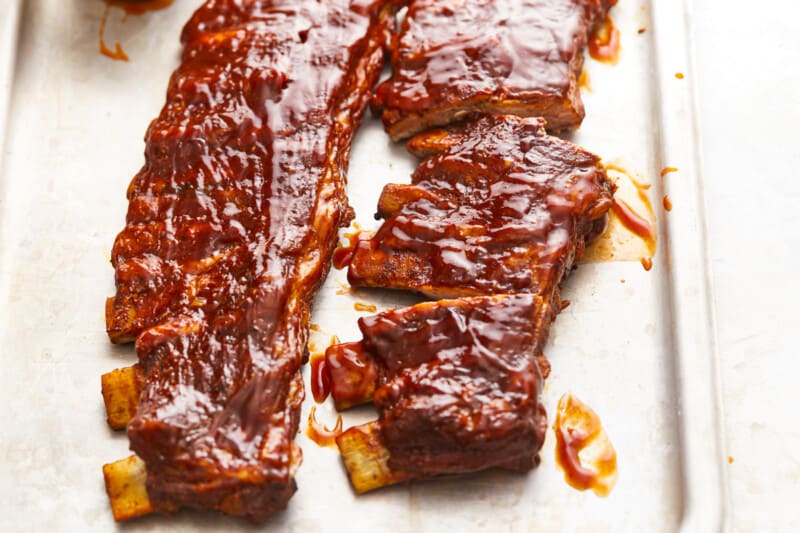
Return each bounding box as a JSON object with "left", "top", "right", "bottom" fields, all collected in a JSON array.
[
  {"left": 554, "top": 393, "right": 618, "bottom": 497},
  {"left": 347, "top": 115, "right": 615, "bottom": 311},
  {"left": 372, "top": 0, "right": 616, "bottom": 139},
  {"left": 306, "top": 406, "right": 343, "bottom": 448},
  {"left": 106, "top": 0, "right": 395, "bottom": 521},
  {"left": 373, "top": 0, "right": 611, "bottom": 140},
  {"left": 338, "top": 294, "right": 553, "bottom": 476},
  {"left": 332, "top": 231, "right": 366, "bottom": 270},
  {"left": 588, "top": 13, "right": 620, "bottom": 64},
  {"left": 310, "top": 355, "right": 330, "bottom": 404},
  {"left": 325, "top": 341, "right": 379, "bottom": 410}
]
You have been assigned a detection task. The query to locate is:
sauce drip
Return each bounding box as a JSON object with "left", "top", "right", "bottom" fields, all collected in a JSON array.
[
  {"left": 589, "top": 14, "right": 620, "bottom": 64},
  {"left": 660, "top": 167, "right": 679, "bottom": 178},
  {"left": 578, "top": 69, "right": 591, "bottom": 92},
  {"left": 354, "top": 302, "right": 377, "bottom": 313},
  {"left": 612, "top": 197, "right": 656, "bottom": 244},
  {"left": 306, "top": 406, "right": 343, "bottom": 448},
  {"left": 310, "top": 355, "right": 331, "bottom": 404},
  {"left": 662, "top": 195, "right": 673, "bottom": 212},
  {"left": 98, "top": 4, "right": 128, "bottom": 62},
  {"left": 675, "top": 72, "right": 685, "bottom": 79},
  {"left": 640, "top": 257, "right": 653, "bottom": 271},
  {"left": 333, "top": 229, "right": 366, "bottom": 270},
  {"left": 554, "top": 393, "right": 617, "bottom": 497},
  {"left": 582, "top": 164, "right": 657, "bottom": 264},
  {"left": 98, "top": 0, "right": 174, "bottom": 62}
]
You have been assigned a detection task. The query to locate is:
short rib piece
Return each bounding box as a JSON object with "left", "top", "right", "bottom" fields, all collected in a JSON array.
[
  {"left": 104, "top": 0, "right": 396, "bottom": 522},
  {"left": 347, "top": 115, "right": 615, "bottom": 310},
  {"left": 372, "top": 0, "right": 616, "bottom": 140},
  {"left": 328, "top": 294, "right": 553, "bottom": 492}
]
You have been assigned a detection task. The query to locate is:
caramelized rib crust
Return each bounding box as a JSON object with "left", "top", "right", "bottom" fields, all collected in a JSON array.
[
  {"left": 372, "top": 0, "right": 615, "bottom": 140},
  {"left": 335, "top": 294, "right": 552, "bottom": 476},
  {"left": 347, "top": 115, "right": 615, "bottom": 310},
  {"left": 106, "top": 0, "right": 395, "bottom": 521}
]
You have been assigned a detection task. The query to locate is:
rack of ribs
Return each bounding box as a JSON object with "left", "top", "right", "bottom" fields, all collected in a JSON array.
[
  {"left": 372, "top": 0, "right": 616, "bottom": 140},
  {"left": 325, "top": 294, "right": 553, "bottom": 492},
  {"left": 346, "top": 114, "right": 615, "bottom": 311},
  {"left": 100, "top": 0, "right": 396, "bottom": 522}
]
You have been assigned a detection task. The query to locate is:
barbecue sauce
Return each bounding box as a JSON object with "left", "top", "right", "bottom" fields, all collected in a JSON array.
[
  {"left": 306, "top": 406, "right": 343, "bottom": 448},
  {"left": 99, "top": 1, "right": 174, "bottom": 62},
  {"left": 333, "top": 229, "right": 366, "bottom": 270},
  {"left": 373, "top": 0, "right": 614, "bottom": 137},
  {"left": 660, "top": 167, "right": 679, "bottom": 178},
  {"left": 589, "top": 14, "right": 620, "bottom": 64},
  {"left": 612, "top": 197, "right": 655, "bottom": 244},
  {"left": 354, "top": 302, "right": 377, "bottom": 313},
  {"left": 108, "top": 0, "right": 397, "bottom": 520},
  {"left": 326, "top": 342, "right": 378, "bottom": 409},
  {"left": 347, "top": 115, "right": 614, "bottom": 306},
  {"left": 310, "top": 355, "right": 331, "bottom": 404},
  {"left": 554, "top": 393, "right": 617, "bottom": 497},
  {"left": 663, "top": 195, "right": 673, "bottom": 212}
]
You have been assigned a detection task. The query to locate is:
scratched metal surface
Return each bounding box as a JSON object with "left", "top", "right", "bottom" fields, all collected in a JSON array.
[{"left": 0, "top": 0, "right": 724, "bottom": 531}]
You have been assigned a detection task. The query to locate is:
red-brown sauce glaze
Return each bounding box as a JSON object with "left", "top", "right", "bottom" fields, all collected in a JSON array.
[
  {"left": 306, "top": 406, "right": 343, "bottom": 448},
  {"left": 589, "top": 14, "right": 620, "bottom": 64},
  {"left": 347, "top": 115, "right": 614, "bottom": 309},
  {"left": 640, "top": 257, "right": 653, "bottom": 271},
  {"left": 310, "top": 355, "right": 330, "bottom": 404},
  {"left": 372, "top": 0, "right": 615, "bottom": 138},
  {"left": 325, "top": 341, "right": 378, "bottom": 409},
  {"left": 106, "top": 0, "right": 396, "bottom": 520},
  {"left": 333, "top": 230, "right": 366, "bottom": 270},
  {"left": 99, "top": 1, "right": 174, "bottom": 62},
  {"left": 663, "top": 195, "right": 673, "bottom": 212},
  {"left": 554, "top": 393, "right": 617, "bottom": 496},
  {"left": 612, "top": 197, "right": 656, "bottom": 245}
]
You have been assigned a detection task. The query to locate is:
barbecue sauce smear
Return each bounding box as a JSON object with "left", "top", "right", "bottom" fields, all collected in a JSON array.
[
  {"left": 589, "top": 14, "right": 620, "bottom": 64},
  {"left": 306, "top": 406, "right": 343, "bottom": 448},
  {"left": 310, "top": 355, "right": 331, "bottom": 404},
  {"left": 99, "top": 0, "right": 175, "bottom": 61},
  {"left": 582, "top": 165, "right": 657, "bottom": 267},
  {"left": 554, "top": 393, "right": 618, "bottom": 497}
]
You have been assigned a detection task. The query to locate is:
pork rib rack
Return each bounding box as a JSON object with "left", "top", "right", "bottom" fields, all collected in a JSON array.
[
  {"left": 346, "top": 114, "right": 615, "bottom": 311},
  {"left": 101, "top": 0, "right": 395, "bottom": 522},
  {"left": 372, "top": 0, "right": 616, "bottom": 140},
  {"left": 326, "top": 294, "right": 553, "bottom": 492}
]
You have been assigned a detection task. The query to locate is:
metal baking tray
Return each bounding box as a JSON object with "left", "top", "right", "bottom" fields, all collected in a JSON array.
[{"left": 0, "top": 0, "right": 726, "bottom": 530}]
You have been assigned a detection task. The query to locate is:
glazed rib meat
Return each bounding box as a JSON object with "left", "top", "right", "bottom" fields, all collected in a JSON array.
[
  {"left": 104, "top": 0, "right": 394, "bottom": 521},
  {"left": 326, "top": 294, "right": 553, "bottom": 492},
  {"left": 347, "top": 114, "right": 615, "bottom": 310},
  {"left": 372, "top": 0, "right": 615, "bottom": 140}
]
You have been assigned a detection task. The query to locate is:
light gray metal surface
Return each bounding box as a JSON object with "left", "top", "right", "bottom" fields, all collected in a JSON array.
[{"left": 0, "top": 0, "right": 725, "bottom": 530}]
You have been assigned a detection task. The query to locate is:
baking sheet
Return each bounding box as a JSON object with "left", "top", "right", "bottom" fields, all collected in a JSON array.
[{"left": 0, "top": 0, "right": 725, "bottom": 530}]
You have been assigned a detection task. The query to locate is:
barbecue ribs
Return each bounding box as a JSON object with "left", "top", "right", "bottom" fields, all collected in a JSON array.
[
  {"left": 372, "top": 0, "right": 616, "bottom": 140},
  {"left": 326, "top": 294, "right": 552, "bottom": 492},
  {"left": 347, "top": 114, "right": 615, "bottom": 310},
  {"left": 103, "top": 0, "right": 395, "bottom": 522}
]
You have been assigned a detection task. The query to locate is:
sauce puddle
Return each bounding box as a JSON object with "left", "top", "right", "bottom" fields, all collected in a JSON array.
[
  {"left": 306, "top": 406, "right": 343, "bottom": 448},
  {"left": 582, "top": 163, "right": 657, "bottom": 269},
  {"left": 589, "top": 13, "right": 620, "bottom": 64},
  {"left": 554, "top": 393, "right": 618, "bottom": 497}
]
